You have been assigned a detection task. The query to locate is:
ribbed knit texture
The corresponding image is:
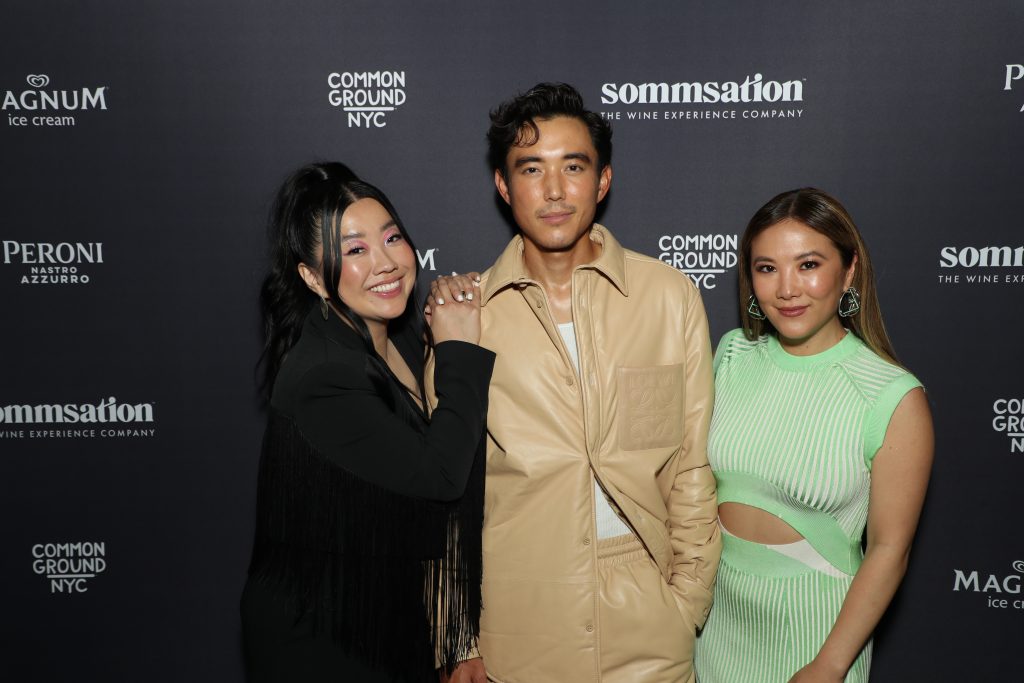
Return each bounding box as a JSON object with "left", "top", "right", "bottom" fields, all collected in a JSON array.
[{"left": 694, "top": 329, "right": 920, "bottom": 683}]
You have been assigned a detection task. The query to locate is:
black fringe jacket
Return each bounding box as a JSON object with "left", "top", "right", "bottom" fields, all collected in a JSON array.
[{"left": 246, "top": 310, "right": 494, "bottom": 679}]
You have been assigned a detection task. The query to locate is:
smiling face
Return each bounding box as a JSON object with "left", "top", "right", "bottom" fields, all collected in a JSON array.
[
  {"left": 324, "top": 197, "right": 416, "bottom": 328},
  {"left": 750, "top": 218, "right": 857, "bottom": 355},
  {"left": 494, "top": 115, "right": 611, "bottom": 255}
]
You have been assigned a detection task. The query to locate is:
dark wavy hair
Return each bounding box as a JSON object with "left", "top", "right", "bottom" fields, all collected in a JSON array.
[
  {"left": 258, "top": 162, "right": 429, "bottom": 418},
  {"left": 738, "top": 188, "right": 900, "bottom": 366},
  {"left": 487, "top": 82, "right": 612, "bottom": 176}
]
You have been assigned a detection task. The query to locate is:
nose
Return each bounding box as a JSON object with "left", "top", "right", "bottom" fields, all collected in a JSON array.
[
  {"left": 777, "top": 267, "right": 799, "bottom": 299},
  {"left": 372, "top": 247, "right": 398, "bottom": 274},
  {"left": 544, "top": 173, "right": 565, "bottom": 202}
]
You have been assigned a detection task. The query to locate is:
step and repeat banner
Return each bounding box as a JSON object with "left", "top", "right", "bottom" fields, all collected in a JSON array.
[{"left": 2, "top": 1, "right": 1021, "bottom": 680}]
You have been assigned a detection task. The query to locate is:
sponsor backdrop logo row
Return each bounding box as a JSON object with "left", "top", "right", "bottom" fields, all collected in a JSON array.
[
  {"left": 0, "top": 397, "right": 155, "bottom": 439},
  {"left": 953, "top": 560, "right": 1024, "bottom": 611},
  {"left": 657, "top": 234, "right": 738, "bottom": 289},
  {"left": 1006, "top": 64, "right": 1024, "bottom": 113},
  {"left": 32, "top": 542, "right": 107, "bottom": 594},
  {"left": 3, "top": 240, "right": 103, "bottom": 285},
  {"left": 3, "top": 75, "right": 108, "bottom": 128},
  {"left": 937, "top": 244, "right": 1024, "bottom": 285},
  {"left": 993, "top": 398, "right": 1024, "bottom": 453},
  {"left": 599, "top": 74, "right": 804, "bottom": 122},
  {"left": 328, "top": 70, "right": 406, "bottom": 128}
]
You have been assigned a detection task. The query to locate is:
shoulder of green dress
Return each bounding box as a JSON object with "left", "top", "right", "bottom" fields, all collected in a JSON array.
[
  {"left": 713, "top": 328, "right": 765, "bottom": 373},
  {"left": 838, "top": 340, "right": 923, "bottom": 404}
]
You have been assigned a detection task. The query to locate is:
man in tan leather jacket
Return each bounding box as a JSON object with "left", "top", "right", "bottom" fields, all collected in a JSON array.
[{"left": 436, "top": 83, "right": 721, "bottom": 683}]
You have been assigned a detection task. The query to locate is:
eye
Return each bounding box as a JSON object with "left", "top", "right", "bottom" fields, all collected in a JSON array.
[
  {"left": 344, "top": 246, "right": 365, "bottom": 256},
  {"left": 386, "top": 233, "right": 404, "bottom": 244},
  {"left": 566, "top": 163, "right": 583, "bottom": 172},
  {"left": 522, "top": 166, "right": 540, "bottom": 175},
  {"left": 754, "top": 264, "right": 776, "bottom": 273},
  {"left": 800, "top": 260, "right": 819, "bottom": 269}
]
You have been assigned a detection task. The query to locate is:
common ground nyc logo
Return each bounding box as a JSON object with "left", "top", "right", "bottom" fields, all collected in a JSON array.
[
  {"left": 328, "top": 70, "right": 407, "bottom": 128},
  {"left": 1006, "top": 64, "right": 1024, "bottom": 113},
  {"left": 657, "top": 233, "right": 738, "bottom": 289},
  {"left": 3, "top": 74, "right": 108, "bottom": 127},
  {"left": 992, "top": 398, "right": 1024, "bottom": 454},
  {"left": 0, "top": 397, "right": 156, "bottom": 439},
  {"left": 598, "top": 74, "right": 805, "bottom": 124},
  {"left": 32, "top": 542, "right": 108, "bottom": 594},
  {"left": 937, "top": 244, "right": 1024, "bottom": 286},
  {"left": 952, "top": 560, "right": 1024, "bottom": 611}
]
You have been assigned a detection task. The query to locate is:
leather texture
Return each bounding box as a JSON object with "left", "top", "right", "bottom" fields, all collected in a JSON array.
[{"left": 435, "top": 225, "right": 721, "bottom": 683}]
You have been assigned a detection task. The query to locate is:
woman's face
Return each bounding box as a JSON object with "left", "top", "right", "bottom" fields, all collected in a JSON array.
[
  {"left": 335, "top": 198, "right": 416, "bottom": 327},
  {"left": 749, "top": 218, "right": 856, "bottom": 355}
]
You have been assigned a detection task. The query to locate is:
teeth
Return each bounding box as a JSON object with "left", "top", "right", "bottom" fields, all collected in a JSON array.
[{"left": 370, "top": 281, "right": 400, "bottom": 293}]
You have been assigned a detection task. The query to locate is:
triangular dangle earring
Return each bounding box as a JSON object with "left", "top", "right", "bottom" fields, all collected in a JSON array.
[
  {"left": 838, "top": 287, "right": 861, "bottom": 318},
  {"left": 320, "top": 295, "right": 330, "bottom": 320},
  {"left": 746, "top": 295, "right": 767, "bottom": 320}
]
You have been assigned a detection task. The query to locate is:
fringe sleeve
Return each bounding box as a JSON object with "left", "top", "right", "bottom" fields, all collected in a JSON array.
[{"left": 247, "top": 410, "right": 484, "bottom": 677}]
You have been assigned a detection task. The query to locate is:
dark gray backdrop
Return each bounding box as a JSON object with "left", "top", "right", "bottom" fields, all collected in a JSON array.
[{"left": 2, "top": 1, "right": 1021, "bottom": 680}]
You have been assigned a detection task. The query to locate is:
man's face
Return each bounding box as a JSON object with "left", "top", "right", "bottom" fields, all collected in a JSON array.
[{"left": 495, "top": 116, "right": 611, "bottom": 253}]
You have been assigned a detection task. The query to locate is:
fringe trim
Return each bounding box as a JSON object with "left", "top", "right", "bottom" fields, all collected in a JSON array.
[{"left": 248, "top": 410, "right": 484, "bottom": 677}]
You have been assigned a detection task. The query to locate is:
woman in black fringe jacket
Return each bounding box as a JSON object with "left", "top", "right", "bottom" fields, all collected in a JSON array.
[{"left": 241, "top": 162, "right": 493, "bottom": 682}]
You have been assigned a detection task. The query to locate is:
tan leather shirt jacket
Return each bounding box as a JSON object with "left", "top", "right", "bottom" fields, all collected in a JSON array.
[{"left": 470, "top": 225, "right": 721, "bottom": 682}]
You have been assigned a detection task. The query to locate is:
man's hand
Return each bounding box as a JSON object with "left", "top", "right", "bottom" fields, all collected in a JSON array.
[{"left": 439, "top": 657, "right": 487, "bottom": 683}]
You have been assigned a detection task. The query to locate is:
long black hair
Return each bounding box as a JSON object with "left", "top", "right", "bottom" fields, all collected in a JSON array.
[{"left": 257, "top": 161, "right": 430, "bottom": 419}]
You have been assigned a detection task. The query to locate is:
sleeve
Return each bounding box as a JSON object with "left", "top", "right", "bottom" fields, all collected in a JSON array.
[
  {"left": 863, "top": 371, "right": 923, "bottom": 469},
  {"left": 666, "top": 285, "right": 723, "bottom": 630},
  {"left": 292, "top": 340, "right": 495, "bottom": 501},
  {"left": 712, "top": 327, "right": 744, "bottom": 375}
]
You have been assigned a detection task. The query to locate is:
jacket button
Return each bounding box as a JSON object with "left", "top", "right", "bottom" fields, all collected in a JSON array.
[
  {"left": 565, "top": 375, "right": 574, "bottom": 386},
  {"left": 534, "top": 299, "right": 543, "bottom": 308},
  {"left": 583, "top": 537, "right": 591, "bottom": 546},
  {"left": 585, "top": 623, "right": 594, "bottom": 632}
]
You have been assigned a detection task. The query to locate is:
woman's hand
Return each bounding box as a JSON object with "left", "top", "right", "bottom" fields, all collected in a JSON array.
[
  {"left": 787, "top": 659, "right": 845, "bottom": 683},
  {"left": 427, "top": 272, "right": 482, "bottom": 345}
]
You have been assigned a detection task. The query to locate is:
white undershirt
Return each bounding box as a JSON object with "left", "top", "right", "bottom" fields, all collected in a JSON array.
[{"left": 558, "top": 322, "right": 634, "bottom": 540}]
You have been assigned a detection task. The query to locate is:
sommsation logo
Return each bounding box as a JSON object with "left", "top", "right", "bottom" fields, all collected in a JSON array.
[
  {"left": 2, "top": 239, "right": 104, "bottom": 285},
  {"left": 32, "top": 542, "right": 107, "bottom": 594},
  {"left": 1006, "top": 64, "right": 1024, "bottom": 113},
  {"left": 0, "top": 397, "right": 156, "bottom": 439},
  {"left": 937, "top": 244, "right": 1024, "bottom": 286},
  {"left": 952, "top": 560, "right": 1024, "bottom": 611},
  {"left": 328, "top": 70, "right": 406, "bottom": 128},
  {"left": 3, "top": 74, "right": 108, "bottom": 128},
  {"left": 598, "top": 74, "right": 805, "bottom": 123},
  {"left": 657, "top": 233, "right": 738, "bottom": 289}
]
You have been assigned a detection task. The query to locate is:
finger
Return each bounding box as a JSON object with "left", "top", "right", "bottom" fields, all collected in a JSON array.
[
  {"left": 429, "top": 279, "right": 447, "bottom": 305},
  {"left": 434, "top": 275, "right": 460, "bottom": 303},
  {"left": 452, "top": 274, "right": 476, "bottom": 301},
  {"left": 467, "top": 271, "right": 482, "bottom": 285}
]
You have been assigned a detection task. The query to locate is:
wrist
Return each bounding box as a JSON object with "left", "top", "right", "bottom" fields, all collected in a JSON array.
[{"left": 811, "top": 651, "right": 849, "bottom": 679}]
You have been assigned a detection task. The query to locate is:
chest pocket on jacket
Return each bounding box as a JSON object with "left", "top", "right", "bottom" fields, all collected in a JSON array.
[{"left": 617, "top": 363, "right": 685, "bottom": 451}]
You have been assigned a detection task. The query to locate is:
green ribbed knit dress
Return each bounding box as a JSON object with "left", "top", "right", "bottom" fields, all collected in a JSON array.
[{"left": 694, "top": 330, "right": 921, "bottom": 683}]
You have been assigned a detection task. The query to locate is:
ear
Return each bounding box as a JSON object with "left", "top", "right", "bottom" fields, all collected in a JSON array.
[
  {"left": 596, "top": 164, "right": 612, "bottom": 203},
  {"left": 844, "top": 252, "right": 859, "bottom": 290},
  {"left": 297, "top": 262, "right": 328, "bottom": 299},
  {"left": 494, "top": 168, "right": 511, "bottom": 205}
]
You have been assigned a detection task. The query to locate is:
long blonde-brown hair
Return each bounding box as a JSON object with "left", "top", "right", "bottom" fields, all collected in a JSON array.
[{"left": 738, "top": 188, "right": 900, "bottom": 366}]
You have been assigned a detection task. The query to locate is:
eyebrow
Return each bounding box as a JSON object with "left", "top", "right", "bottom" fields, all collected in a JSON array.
[
  {"left": 512, "top": 151, "right": 593, "bottom": 168},
  {"left": 752, "top": 250, "right": 829, "bottom": 264},
  {"left": 340, "top": 219, "right": 397, "bottom": 241}
]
